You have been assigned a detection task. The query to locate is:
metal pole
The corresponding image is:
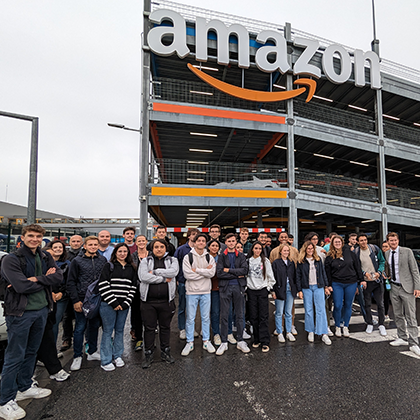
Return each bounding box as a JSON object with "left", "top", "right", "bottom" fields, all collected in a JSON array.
[
  {"left": 285, "top": 23, "right": 298, "bottom": 239},
  {"left": 0, "top": 111, "right": 39, "bottom": 225},
  {"left": 140, "top": 0, "right": 152, "bottom": 235},
  {"left": 27, "top": 118, "right": 39, "bottom": 224}
]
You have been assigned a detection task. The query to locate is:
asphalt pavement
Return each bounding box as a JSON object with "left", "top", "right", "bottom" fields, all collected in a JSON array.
[{"left": 23, "top": 299, "right": 420, "bottom": 420}]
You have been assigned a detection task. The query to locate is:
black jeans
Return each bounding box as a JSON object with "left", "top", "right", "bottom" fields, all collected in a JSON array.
[
  {"left": 247, "top": 288, "right": 270, "bottom": 346},
  {"left": 61, "top": 299, "right": 75, "bottom": 343},
  {"left": 141, "top": 300, "right": 175, "bottom": 352},
  {"left": 37, "top": 313, "right": 62, "bottom": 375},
  {"left": 363, "top": 281, "right": 385, "bottom": 326},
  {"left": 130, "top": 289, "right": 143, "bottom": 340},
  {"left": 220, "top": 284, "right": 245, "bottom": 343}
]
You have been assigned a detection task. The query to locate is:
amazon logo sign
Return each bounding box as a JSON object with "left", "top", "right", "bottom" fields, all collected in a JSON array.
[{"left": 148, "top": 9, "right": 381, "bottom": 103}]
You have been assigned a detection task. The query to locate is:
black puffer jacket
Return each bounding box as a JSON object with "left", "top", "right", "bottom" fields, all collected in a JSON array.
[{"left": 67, "top": 249, "right": 107, "bottom": 303}]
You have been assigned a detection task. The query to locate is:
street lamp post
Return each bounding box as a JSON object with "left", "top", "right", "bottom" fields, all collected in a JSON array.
[{"left": 0, "top": 111, "right": 39, "bottom": 224}]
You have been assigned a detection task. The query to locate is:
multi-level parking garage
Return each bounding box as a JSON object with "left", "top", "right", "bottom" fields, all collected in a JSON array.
[{"left": 140, "top": 0, "right": 420, "bottom": 246}]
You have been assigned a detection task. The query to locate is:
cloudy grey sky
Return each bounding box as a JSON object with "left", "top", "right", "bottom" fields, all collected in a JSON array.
[{"left": 1, "top": 0, "right": 419, "bottom": 219}]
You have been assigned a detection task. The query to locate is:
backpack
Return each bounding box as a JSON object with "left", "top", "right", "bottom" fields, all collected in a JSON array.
[
  {"left": 82, "top": 262, "right": 114, "bottom": 319},
  {"left": 188, "top": 252, "right": 210, "bottom": 266},
  {"left": 0, "top": 249, "right": 48, "bottom": 301}
]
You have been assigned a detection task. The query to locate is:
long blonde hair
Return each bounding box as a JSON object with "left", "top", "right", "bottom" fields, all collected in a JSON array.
[
  {"left": 327, "top": 235, "right": 344, "bottom": 259},
  {"left": 277, "top": 243, "right": 290, "bottom": 260},
  {"left": 298, "top": 241, "right": 320, "bottom": 264}
]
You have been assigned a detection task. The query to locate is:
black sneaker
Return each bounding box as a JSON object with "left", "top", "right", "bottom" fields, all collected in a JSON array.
[
  {"left": 60, "top": 340, "right": 71, "bottom": 352},
  {"left": 161, "top": 347, "right": 175, "bottom": 364},
  {"left": 142, "top": 350, "right": 154, "bottom": 369}
]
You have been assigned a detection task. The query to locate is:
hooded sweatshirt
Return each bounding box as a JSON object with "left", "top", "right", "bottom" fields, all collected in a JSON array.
[{"left": 183, "top": 248, "right": 216, "bottom": 295}]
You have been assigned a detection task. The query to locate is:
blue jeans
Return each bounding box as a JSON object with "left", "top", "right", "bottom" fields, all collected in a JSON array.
[
  {"left": 0, "top": 307, "right": 48, "bottom": 405},
  {"left": 73, "top": 310, "right": 100, "bottom": 358},
  {"left": 99, "top": 302, "right": 129, "bottom": 365},
  {"left": 275, "top": 284, "right": 294, "bottom": 335},
  {"left": 302, "top": 285, "right": 328, "bottom": 335},
  {"left": 186, "top": 294, "right": 211, "bottom": 342},
  {"left": 178, "top": 283, "right": 186, "bottom": 331},
  {"left": 52, "top": 298, "right": 69, "bottom": 343},
  {"left": 332, "top": 282, "right": 358, "bottom": 327}
]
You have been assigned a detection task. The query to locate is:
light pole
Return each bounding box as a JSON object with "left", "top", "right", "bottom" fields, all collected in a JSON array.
[
  {"left": 107, "top": 122, "right": 149, "bottom": 235},
  {"left": 0, "top": 111, "right": 39, "bottom": 224}
]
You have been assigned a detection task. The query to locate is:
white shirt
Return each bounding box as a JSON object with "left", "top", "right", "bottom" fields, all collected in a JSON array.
[{"left": 388, "top": 246, "right": 400, "bottom": 283}]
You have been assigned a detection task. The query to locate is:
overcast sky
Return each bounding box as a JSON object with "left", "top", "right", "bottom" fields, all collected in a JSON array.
[{"left": 1, "top": 0, "right": 419, "bottom": 219}]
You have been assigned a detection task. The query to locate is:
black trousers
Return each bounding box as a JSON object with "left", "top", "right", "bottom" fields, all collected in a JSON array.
[
  {"left": 37, "top": 313, "right": 62, "bottom": 375},
  {"left": 61, "top": 299, "right": 74, "bottom": 343},
  {"left": 247, "top": 288, "right": 270, "bottom": 346},
  {"left": 141, "top": 300, "right": 175, "bottom": 352},
  {"left": 130, "top": 289, "right": 143, "bottom": 340},
  {"left": 384, "top": 287, "right": 391, "bottom": 316},
  {"left": 220, "top": 284, "right": 245, "bottom": 343},
  {"left": 363, "top": 281, "right": 385, "bottom": 326}
]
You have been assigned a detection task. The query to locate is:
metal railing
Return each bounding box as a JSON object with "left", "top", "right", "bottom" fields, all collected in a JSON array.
[
  {"left": 152, "top": 0, "right": 420, "bottom": 85},
  {"left": 149, "top": 159, "right": 420, "bottom": 211}
]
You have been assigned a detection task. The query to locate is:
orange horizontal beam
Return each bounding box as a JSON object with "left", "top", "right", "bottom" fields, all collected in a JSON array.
[
  {"left": 152, "top": 102, "right": 286, "bottom": 125},
  {"left": 151, "top": 186, "right": 287, "bottom": 199}
]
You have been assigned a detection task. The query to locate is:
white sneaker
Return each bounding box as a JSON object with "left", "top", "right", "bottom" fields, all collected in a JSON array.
[
  {"left": 227, "top": 334, "right": 237, "bottom": 345},
  {"left": 101, "top": 363, "right": 115, "bottom": 372},
  {"left": 277, "top": 333, "right": 285, "bottom": 343},
  {"left": 379, "top": 325, "right": 387, "bottom": 336},
  {"left": 366, "top": 325, "right": 374, "bottom": 334},
  {"left": 327, "top": 327, "right": 334, "bottom": 337},
  {"left": 213, "top": 334, "right": 222, "bottom": 346},
  {"left": 49, "top": 369, "right": 70, "bottom": 382},
  {"left": 343, "top": 327, "right": 350, "bottom": 337},
  {"left": 179, "top": 330, "right": 186, "bottom": 340},
  {"left": 0, "top": 400, "right": 26, "bottom": 420},
  {"left": 181, "top": 342, "right": 194, "bottom": 356},
  {"left": 335, "top": 327, "right": 342, "bottom": 337},
  {"left": 273, "top": 329, "right": 279, "bottom": 336},
  {"left": 114, "top": 357, "right": 125, "bottom": 367},
  {"left": 286, "top": 332, "right": 296, "bottom": 342},
  {"left": 57, "top": 352, "right": 63, "bottom": 359},
  {"left": 242, "top": 330, "right": 251, "bottom": 340},
  {"left": 16, "top": 384, "right": 51, "bottom": 401},
  {"left": 291, "top": 325, "right": 298, "bottom": 335},
  {"left": 308, "top": 332, "right": 314, "bottom": 342},
  {"left": 194, "top": 330, "right": 199, "bottom": 338},
  {"left": 390, "top": 338, "right": 409, "bottom": 347},
  {"left": 322, "top": 334, "right": 332, "bottom": 345},
  {"left": 203, "top": 341, "right": 216, "bottom": 354},
  {"left": 70, "top": 357, "right": 82, "bottom": 371},
  {"left": 216, "top": 342, "right": 228, "bottom": 356},
  {"left": 384, "top": 315, "right": 391, "bottom": 323},
  {"left": 237, "top": 341, "right": 250, "bottom": 353},
  {"left": 409, "top": 345, "right": 420, "bottom": 356},
  {"left": 373, "top": 318, "right": 378, "bottom": 326},
  {"left": 87, "top": 351, "right": 101, "bottom": 361}
]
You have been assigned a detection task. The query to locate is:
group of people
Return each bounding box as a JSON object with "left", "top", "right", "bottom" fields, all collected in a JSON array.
[{"left": 1, "top": 223, "right": 419, "bottom": 420}]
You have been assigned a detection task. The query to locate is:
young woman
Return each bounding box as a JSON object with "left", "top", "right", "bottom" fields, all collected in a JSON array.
[
  {"left": 246, "top": 241, "right": 275, "bottom": 352},
  {"left": 139, "top": 239, "right": 179, "bottom": 369},
  {"left": 98, "top": 243, "right": 137, "bottom": 371},
  {"left": 208, "top": 239, "right": 222, "bottom": 345},
  {"left": 271, "top": 244, "right": 297, "bottom": 343},
  {"left": 130, "top": 235, "right": 149, "bottom": 351},
  {"left": 296, "top": 241, "right": 332, "bottom": 345},
  {"left": 325, "top": 236, "right": 363, "bottom": 337}
]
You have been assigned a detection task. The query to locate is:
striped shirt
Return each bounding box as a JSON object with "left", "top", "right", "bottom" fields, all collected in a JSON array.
[{"left": 99, "top": 261, "right": 137, "bottom": 310}]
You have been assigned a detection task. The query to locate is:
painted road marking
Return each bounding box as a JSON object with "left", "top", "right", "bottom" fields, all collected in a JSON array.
[{"left": 234, "top": 381, "right": 273, "bottom": 419}]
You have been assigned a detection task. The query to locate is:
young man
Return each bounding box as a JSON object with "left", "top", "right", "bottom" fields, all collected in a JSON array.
[
  {"left": 174, "top": 228, "right": 200, "bottom": 339},
  {"left": 288, "top": 233, "right": 294, "bottom": 246},
  {"left": 257, "top": 232, "right": 271, "bottom": 258},
  {"left": 269, "top": 231, "right": 299, "bottom": 263},
  {"left": 149, "top": 226, "right": 175, "bottom": 256},
  {"left": 355, "top": 234, "right": 386, "bottom": 336},
  {"left": 0, "top": 224, "right": 62, "bottom": 420},
  {"left": 385, "top": 232, "right": 420, "bottom": 355},
  {"left": 181, "top": 233, "right": 216, "bottom": 356},
  {"left": 123, "top": 227, "right": 137, "bottom": 254},
  {"left": 239, "top": 227, "right": 252, "bottom": 255},
  {"left": 98, "top": 230, "right": 113, "bottom": 261},
  {"left": 60, "top": 234, "right": 83, "bottom": 352},
  {"left": 348, "top": 233, "right": 358, "bottom": 252},
  {"left": 67, "top": 236, "right": 107, "bottom": 371},
  {"left": 208, "top": 224, "right": 227, "bottom": 252},
  {"left": 216, "top": 233, "right": 250, "bottom": 355}
]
